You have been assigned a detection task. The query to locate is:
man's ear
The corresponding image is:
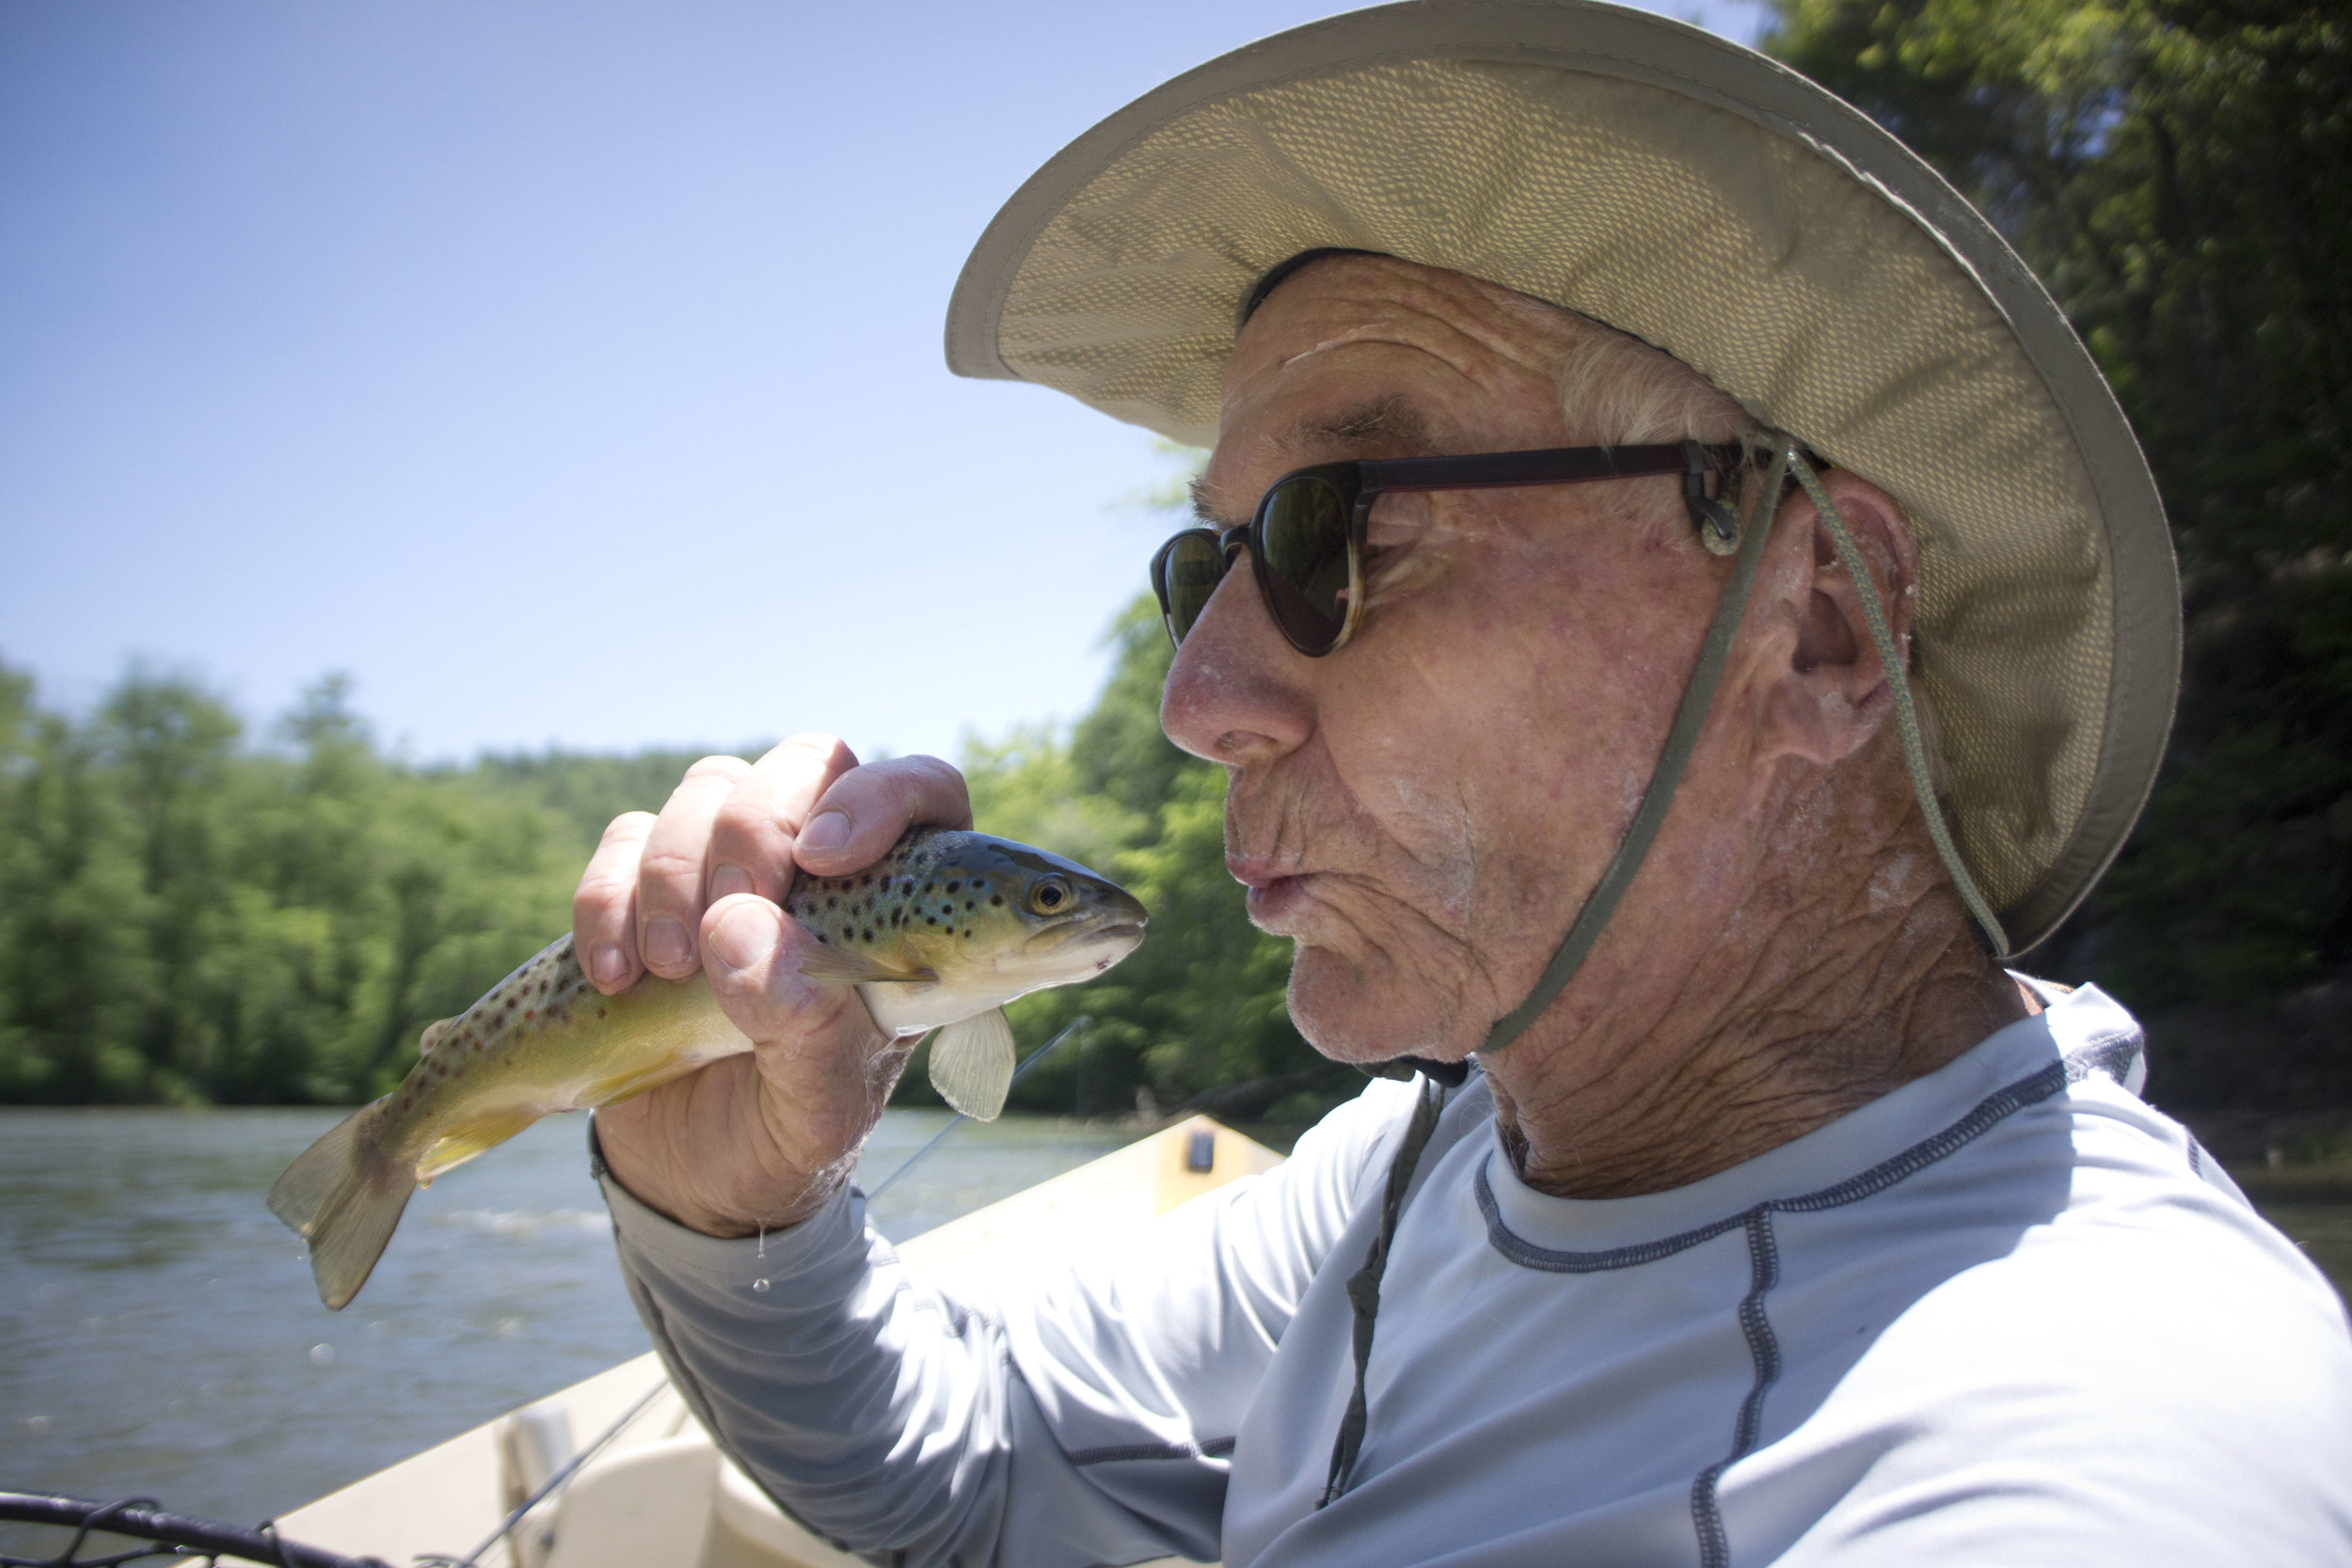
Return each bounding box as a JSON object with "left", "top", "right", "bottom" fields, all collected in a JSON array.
[{"left": 1755, "top": 468, "right": 1919, "bottom": 768}]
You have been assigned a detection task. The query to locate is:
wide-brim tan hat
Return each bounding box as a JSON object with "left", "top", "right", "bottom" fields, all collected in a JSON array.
[{"left": 945, "top": 0, "right": 2179, "bottom": 954}]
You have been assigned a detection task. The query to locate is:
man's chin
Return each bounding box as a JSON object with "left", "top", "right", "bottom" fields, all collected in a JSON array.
[{"left": 1286, "top": 945, "right": 1467, "bottom": 1069}]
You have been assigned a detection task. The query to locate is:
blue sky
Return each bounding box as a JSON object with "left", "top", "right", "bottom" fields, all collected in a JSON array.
[{"left": 1, "top": 0, "right": 1767, "bottom": 765}]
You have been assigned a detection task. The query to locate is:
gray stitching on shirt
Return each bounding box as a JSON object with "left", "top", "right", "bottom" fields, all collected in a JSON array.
[
  {"left": 1472, "top": 1059, "right": 2071, "bottom": 1567},
  {"left": 2061, "top": 1026, "right": 2143, "bottom": 1087},
  {"left": 1690, "top": 1210, "right": 1786, "bottom": 1568},
  {"left": 1473, "top": 1060, "right": 2071, "bottom": 1272}
]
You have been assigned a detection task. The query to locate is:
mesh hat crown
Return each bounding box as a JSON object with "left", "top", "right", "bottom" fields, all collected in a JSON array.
[{"left": 946, "top": 0, "right": 2180, "bottom": 952}]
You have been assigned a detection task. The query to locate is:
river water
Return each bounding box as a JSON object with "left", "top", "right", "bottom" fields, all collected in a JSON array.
[
  {"left": 0, "top": 1107, "right": 1132, "bottom": 1538},
  {"left": 4, "top": 1109, "right": 2346, "bottom": 1552}
]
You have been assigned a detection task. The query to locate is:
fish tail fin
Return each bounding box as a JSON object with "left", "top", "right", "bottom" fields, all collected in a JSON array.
[{"left": 268, "top": 1100, "right": 415, "bottom": 1311}]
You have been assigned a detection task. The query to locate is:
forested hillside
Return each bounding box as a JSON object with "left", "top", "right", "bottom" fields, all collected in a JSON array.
[
  {"left": 0, "top": 666, "right": 715, "bottom": 1104},
  {"left": 0, "top": 627, "right": 1348, "bottom": 1118}
]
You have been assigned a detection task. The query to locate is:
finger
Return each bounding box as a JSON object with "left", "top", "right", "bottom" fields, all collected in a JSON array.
[
  {"left": 700, "top": 892, "right": 878, "bottom": 1051},
  {"left": 705, "top": 734, "right": 861, "bottom": 904},
  {"left": 794, "top": 754, "right": 975, "bottom": 876},
  {"left": 574, "top": 811, "right": 656, "bottom": 993},
  {"left": 635, "top": 755, "right": 754, "bottom": 979}
]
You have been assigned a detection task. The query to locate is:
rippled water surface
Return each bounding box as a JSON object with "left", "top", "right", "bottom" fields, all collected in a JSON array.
[
  {"left": 0, "top": 1107, "right": 1130, "bottom": 1534},
  {"left": 4, "top": 1109, "right": 2345, "bottom": 1553}
]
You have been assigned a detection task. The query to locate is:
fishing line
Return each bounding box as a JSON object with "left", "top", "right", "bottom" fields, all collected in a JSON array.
[
  {"left": 864, "top": 1017, "right": 1090, "bottom": 1204},
  {"left": 423, "top": 1380, "right": 669, "bottom": 1568}
]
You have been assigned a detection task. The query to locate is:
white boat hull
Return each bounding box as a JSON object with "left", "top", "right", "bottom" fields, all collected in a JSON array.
[{"left": 262, "top": 1116, "right": 1280, "bottom": 1568}]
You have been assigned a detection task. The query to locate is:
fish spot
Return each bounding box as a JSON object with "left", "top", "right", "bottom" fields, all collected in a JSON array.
[
  {"left": 863, "top": 928, "right": 874, "bottom": 942},
  {"left": 991, "top": 895, "right": 1004, "bottom": 907},
  {"left": 946, "top": 880, "right": 961, "bottom": 893},
  {"left": 923, "top": 881, "right": 934, "bottom": 892},
  {"left": 963, "top": 928, "right": 974, "bottom": 939},
  {"left": 597, "top": 1007, "right": 608, "bottom": 1019},
  {"left": 816, "top": 934, "right": 829, "bottom": 943},
  {"left": 926, "top": 916, "right": 937, "bottom": 926},
  {"left": 964, "top": 900, "right": 975, "bottom": 911}
]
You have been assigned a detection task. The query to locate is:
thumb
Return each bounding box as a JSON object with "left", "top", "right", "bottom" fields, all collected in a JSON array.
[{"left": 700, "top": 895, "right": 872, "bottom": 1046}]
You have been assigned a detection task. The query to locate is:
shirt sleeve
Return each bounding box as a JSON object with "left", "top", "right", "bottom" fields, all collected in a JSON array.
[{"left": 596, "top": 1080, "right": 1416, "bottom": 1568}]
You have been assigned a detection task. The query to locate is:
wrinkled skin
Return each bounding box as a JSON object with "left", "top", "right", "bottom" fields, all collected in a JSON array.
[
  {"left": 1168, "top": 257, "right": 2028, "bottom": 1196},
  {"left": 582, "top": 254, "right": 2029, "bottom": 1231}
]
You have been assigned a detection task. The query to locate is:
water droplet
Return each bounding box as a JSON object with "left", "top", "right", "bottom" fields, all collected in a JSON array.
[
  {"left": 310, "top": 1343, "right": 336, "bottom": 1365},
  {"left": 755, "top": 1226, "right": 766, "bottom": 1260},
  {"left": 751, "top": 1278, "right": 771, "bottom": 1294}
]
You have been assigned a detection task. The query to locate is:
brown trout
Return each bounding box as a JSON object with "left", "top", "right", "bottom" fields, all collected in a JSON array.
[{"left": 269, "top": 827, "right": 1146, "bottom": 1308}]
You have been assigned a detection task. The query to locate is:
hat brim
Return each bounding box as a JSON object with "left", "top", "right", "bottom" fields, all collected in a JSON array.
[{"left": 946, "top": 0, "right": 2179, "bottom": 953}]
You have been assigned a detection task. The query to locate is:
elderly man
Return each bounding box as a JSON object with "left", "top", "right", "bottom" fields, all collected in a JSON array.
[{"left": 573, "top": 4, "right": 2352, "bottom": 1564}]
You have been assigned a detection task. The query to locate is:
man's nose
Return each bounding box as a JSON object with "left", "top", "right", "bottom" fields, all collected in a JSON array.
[{"left": 1158, "top": 548, "right": 1315, "bottom": 767}]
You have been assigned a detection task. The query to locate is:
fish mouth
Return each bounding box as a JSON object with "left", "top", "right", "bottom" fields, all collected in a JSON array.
[{"left": 1021, "top": 912, "right": 1148, "bottom": 968}]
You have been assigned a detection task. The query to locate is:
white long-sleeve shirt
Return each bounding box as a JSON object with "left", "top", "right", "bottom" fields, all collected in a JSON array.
[{"left": 598, "top": 983, "right": 2352, "bottom": 1566}]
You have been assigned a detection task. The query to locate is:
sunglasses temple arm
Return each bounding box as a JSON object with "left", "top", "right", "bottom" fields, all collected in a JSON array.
[{"left": 1360, "top": 443, "right": 1745, "bottom": 497}]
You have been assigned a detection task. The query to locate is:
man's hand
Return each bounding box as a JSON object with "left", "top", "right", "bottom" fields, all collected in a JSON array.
[{"left": 573, "top": 733, "right": 974, "bottom": 1237}]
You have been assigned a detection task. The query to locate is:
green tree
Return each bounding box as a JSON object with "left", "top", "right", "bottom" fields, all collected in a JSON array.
[
  {"left": 0, "top": 571, "right": 1341, "bottom": 1119},
  {"left": 1769, "top": 1, "right": 2352, "bottom": 1096}
]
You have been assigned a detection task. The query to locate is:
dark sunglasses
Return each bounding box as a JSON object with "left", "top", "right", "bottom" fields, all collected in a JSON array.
[{"left": 1150, "top": 440, "right": 1753, "bottom": 656}]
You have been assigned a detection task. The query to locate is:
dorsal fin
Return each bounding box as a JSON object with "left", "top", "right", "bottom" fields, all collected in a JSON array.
[{"left": 418, "top": 1018, "right": 456, "bottom": 1057}]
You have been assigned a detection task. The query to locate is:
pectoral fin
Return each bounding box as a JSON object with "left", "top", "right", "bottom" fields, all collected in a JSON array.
[
  {"left": 929, "top": 1006, "right": 1015, "bottom": 1121},
  {"left": 797, "top": 942, "right": 935, "bottom": 985}
]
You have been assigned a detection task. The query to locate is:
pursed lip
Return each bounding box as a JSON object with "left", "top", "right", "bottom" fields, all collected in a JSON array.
[
  {"left": 1225, "top": 855, "right": 1301, "bottom": 890},
  {"left": 1230, "top": 856, "right": 1316, "bottom": 928}
]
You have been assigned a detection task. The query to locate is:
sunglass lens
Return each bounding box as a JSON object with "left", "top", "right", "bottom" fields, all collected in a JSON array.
[
  {"left": 1155, "top": 532, "right": 1227, "bottom": 645},
  {"left": 1257, "top": 475, "right": 1353, "bottom": 652}
]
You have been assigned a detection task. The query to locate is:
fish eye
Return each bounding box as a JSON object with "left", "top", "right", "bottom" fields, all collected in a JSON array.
[{"left": 1026, "top": 875, "right": 1074, "bottom": 915}]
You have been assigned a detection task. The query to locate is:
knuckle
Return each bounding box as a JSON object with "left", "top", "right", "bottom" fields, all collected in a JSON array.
[
  {"left": 683, "top": 753, "right": 752, "bottom": 785},
  {"left": 774, "top": 732, "right": 852, "bottom": 765},
  {"left": 598, "top": 810, "right": 657, "bottom": 846},
  {"left": 637, "top": 843, "right": 707, "bottom": 885},
  {"left": 902, "top": 752, "right": 967, "bottom": 793},
  {"left": 572, "top": 872, "right": 632, "bottom": 918},
  {"left": 711, "top": 792, "right": 784, "bottom": 846}
]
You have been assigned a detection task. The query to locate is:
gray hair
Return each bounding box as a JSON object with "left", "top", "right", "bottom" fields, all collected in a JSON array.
[{"left": 1552, "top": 311, "right": 1757, "bottom": 447}]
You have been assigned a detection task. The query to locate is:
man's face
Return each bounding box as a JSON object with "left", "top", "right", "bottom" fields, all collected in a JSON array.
[{"left": 1161, "top": 256, "right": 1737, "bottom": 1064}]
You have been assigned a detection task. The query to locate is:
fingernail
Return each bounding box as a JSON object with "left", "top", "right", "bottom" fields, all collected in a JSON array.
[
  {"left": 709, "top": 863, "right": 754, "bottom": 900},
  {"left": 800, "top": 811, "right": 850, "bottom": 853},
  {"left": 707, "top": 900, "right": 779, "bottom": 974},
  {"left": 644, "top": 917, "right": 691, "bottom": 972},
  {"left": 589, "top": 942, "right": 628, "bottom": 989}
]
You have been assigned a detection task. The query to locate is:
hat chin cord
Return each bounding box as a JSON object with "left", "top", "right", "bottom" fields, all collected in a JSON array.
[
  {"left": 1471, "top": 434, "right": 2010, "bottom": 1062},
  {"left": 1327, "top": 437, "right": 2015, "bottom": 1510}
]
